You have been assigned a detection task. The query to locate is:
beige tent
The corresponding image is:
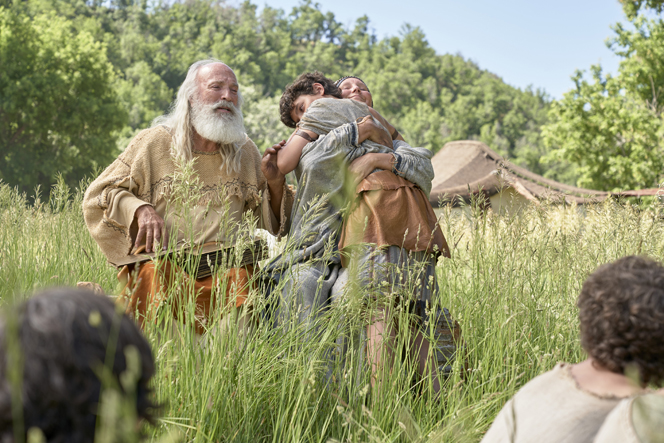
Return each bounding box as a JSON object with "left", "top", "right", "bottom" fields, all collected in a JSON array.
[{"left": 429, "top": 140, "right": 660, "bottom": 210}]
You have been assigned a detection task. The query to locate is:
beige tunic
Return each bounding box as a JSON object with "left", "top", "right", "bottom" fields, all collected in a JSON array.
[
  {"left": 593, "top": 394, "right": 664, "bottom": 443},
  {"left": 481, "top": 363, "right": 623, "bottom": 443},
  {"left": 83, "top": 126, "right": 293, "bottom": 264}
]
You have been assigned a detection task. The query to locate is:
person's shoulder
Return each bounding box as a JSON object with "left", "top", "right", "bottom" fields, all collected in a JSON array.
[
  {"left": 133, "top": 125, "right": 172, "bottom": 144},
  {"left": 235, "top": 136, "right": 266, "bottom": 187},
  {"left": 239, "top": 136, "right": 260, "bottom": 158},
  {"left": 314, "top": 97, "right": 366, "bottom": 110},
  {"left": 239, "top": 136, "right": 264, "bottom": 171},
  {"left": 313, "top": 97, "right": 338, "bottom": 107},
  {"left": 524, "top": 363, "right": 568, "bottom": 383},
  {"left": 512, "top": 362, "right": 623, "bottom": 410},
  {"left": 594, "top": 393, "right": 664, "bottom": 443},
  {"left": 123, "top": 126, "right": 173, "bottom": 157},
  {"left": 309, "top": 97, "right": 356, "bottom": 113},
  {"left": 341, "top": 98, "right": 370, "bottom": 112},
  {"left": 634, "top": 391, "right": 664, "bottom": 410},
  {"left": 512, "top": 363, "right": 573, "bottom": 399}
]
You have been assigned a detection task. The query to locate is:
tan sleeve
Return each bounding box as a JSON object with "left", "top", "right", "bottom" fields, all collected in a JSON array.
[
  {"left": 82, "top": 129, "right": 158, "bottom": 264},
  {"left": 103, "top": 182, "right": 149, "bottom": 231},
  {"left": 241, "top": 137, "right": 295, "bottom": 237},
  {"left": 258, "top": 181, "right": 294, "bottom": 237}
]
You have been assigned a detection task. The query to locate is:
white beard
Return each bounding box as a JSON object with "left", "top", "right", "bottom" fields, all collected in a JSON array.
[
  {"left": 190, "top": 99, "right": 246, "bottom": 173},
  {"left": 191, "top": 99, "right": 246, "bottom": 147}
]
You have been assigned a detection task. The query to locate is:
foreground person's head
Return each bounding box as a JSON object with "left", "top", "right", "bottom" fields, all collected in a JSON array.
[
  {"left": 336, "top": 76, "right": 373, "bottom": 108},
  {"left": 0, "top": 288, "right": 156, "bottom": 442},
  {"left": 578, "top": 256, "right": 664, "bottom": 386},
  {"left": 153, "top": 59, "right": 247, "bottom": 173},
  {"left": 279, "top": 71, "right": 342, "bottom": 128}
]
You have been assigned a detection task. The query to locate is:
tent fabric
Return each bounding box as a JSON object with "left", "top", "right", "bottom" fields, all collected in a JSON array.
[{"left": 429, "top": 141, "right": 661, "bottom": 207}]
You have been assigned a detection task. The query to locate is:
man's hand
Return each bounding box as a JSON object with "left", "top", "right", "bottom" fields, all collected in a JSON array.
[
  {"left": 134, "top": 204, "right": 167, "bottom": 253},
  {"left": 261, "top": 140, "right": 287, "bottom": 183}
]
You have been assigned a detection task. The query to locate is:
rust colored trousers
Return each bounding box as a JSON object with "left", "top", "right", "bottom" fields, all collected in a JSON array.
[{"left": 118, "top": 260, "right": 254, "bottom": 335}]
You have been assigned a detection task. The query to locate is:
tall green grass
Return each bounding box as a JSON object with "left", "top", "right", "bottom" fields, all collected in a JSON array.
[{"left": 1, "top": 179, "right": 663, "bottom": 442}]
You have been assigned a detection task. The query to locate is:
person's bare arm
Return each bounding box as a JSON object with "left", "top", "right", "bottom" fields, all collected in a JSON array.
[{"left": 276, "top": 129, "right": 319, "bottom": 174}]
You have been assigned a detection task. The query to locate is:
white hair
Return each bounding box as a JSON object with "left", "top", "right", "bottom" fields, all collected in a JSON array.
[{"left": 152, "top": 59, "right": 246, "bottom": 174}]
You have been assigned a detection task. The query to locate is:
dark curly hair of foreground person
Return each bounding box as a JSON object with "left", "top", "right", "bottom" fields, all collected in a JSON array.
[
  {"left": 578, "top": 255, "right": 664, "bottom": 386},
  {"left": 279, "top": 71, "right": 342, "bottom": 128},
  {"left": 0, "top": 288, "right": 157, "bottom": 442}
]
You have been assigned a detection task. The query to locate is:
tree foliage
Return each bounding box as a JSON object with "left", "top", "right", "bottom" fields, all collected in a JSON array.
[
  {"left": 621, "top": 0, "right": 664, "bottom": 19},
  {"left": 543, "top": 11, "right": 664, "bottom": 191},
  {"left": 0, "top": 6, "right": 125, "bottom": 195},
  {"left": 1, "top": 0, "right": 553, "bottom": 192}
]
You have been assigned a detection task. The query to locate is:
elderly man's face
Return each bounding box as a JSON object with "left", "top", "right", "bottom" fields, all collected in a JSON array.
[
  {"left": 196, "top": 63, "right": 240, "bottom": 108},
  {"left": 190, "top": 63, "right": 246, "bottom": 147}
]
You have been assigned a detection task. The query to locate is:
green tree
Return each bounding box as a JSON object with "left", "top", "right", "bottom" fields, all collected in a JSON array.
[
  {"left": 349, "top": 25, "right": 550, "bottom": 174},
  {"left": 542, "top": 12, "right": 664, "bottom": 191},
  {"left": 621, "top": 0, "right": 664, "bottom": 19},
  {"left": 7, "top": 0, "right": 555, "bottom": 182},
  {"left": 0, "top": 7, "right": 125, "bottom": 194},
  {"left": 113, "top": 61, "right": 173, "bottom": 150},
  {"left": 242, "top": 84, "right": 290, "bottom": 152}
]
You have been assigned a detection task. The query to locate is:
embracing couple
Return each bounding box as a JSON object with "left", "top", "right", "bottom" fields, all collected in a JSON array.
[{"left": 82, "top": 59, "right": 456, "bottom": 392}]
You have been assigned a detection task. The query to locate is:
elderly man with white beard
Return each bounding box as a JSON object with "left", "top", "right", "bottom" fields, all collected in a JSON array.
[{"left": 83, "top": 60, "right": 294, "bottom": 334}]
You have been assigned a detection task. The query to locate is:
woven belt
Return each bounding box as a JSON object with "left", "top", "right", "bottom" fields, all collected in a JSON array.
[
  {"left": 184, "top": 240, "right": 268, "bottom": 279},
  {"left": 112, "top": 240, "right": 268, "bottom": 280}
]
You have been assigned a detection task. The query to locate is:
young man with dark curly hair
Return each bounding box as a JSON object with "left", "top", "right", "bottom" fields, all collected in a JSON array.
[
  {"left": 481, "top": 255, "right": 664, "bottom": 443},
  {"left": 0, "top": 288, "right": 157, "bottom": 442}
]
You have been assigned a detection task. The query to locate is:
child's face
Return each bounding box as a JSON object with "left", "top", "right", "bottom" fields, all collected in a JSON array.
[{"left": 290, "top": 83, "right": 325, "bottom": 123}]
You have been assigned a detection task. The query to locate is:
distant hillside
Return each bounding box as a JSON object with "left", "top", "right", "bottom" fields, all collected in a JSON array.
[{"left": 2, "top": 0, "right": 562, "bottom": 192}]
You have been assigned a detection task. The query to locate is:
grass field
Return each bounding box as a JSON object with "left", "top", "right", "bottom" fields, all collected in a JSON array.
[{"left": 2, "top": 180, "right": 663, "bottom": 442}]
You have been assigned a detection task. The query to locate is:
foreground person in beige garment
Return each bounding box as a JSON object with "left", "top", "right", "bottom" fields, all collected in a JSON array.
[
  {"left": 481, "top": 256, "right": 664, "bottom": 443},
  {"left": 83, "top": 59, "right": 294, "bottom": 333}
]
